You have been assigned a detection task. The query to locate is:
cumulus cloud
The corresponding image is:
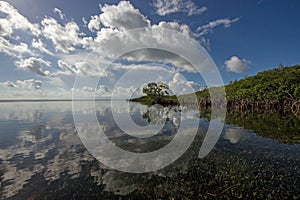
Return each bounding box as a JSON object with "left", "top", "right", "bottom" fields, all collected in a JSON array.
[
  {"left": 71, "top": 85, "right": 111, "bottom": 98},
  {"left": 154, "top": 21, "right": 191, "bottom": 36},
  {"left": 59, "top": 2, "right": 209, "bottom": 73},
  {"left": 46, "top": 77, "right": 65, "bottom": 87},
  {"left": 0, "top": 18, "right": 13, "bottom": 37},
  {"left": 57, "top": 60, "right": 110, "bottom": 77},
  {"left": 153, "top": 0, "right": 207, "bottom": 16},
  {"left": 82, "top": 86, "right": 94, "bottom": 92},
  {"left": 82, "top": 17, "right": 88, "bottom": 26},
  {"left": 111, "top": 63, "right": 172, "bottom": 72},
  {"left": 118, "top": 48, "right": 196, "bottom": 72},
  {"left": 92, "top": 21, "right": 204, "bottom": 72},
  {"left": 82, "top": 1, "right": 211, "bottom": 72},
  {"left": 2, "top": 1, "right": 238, "bottom": 75},
  {"left": 88, "top": 15, "right": 101, "bottom": 32},
  {"left": 0, "top": 1, "right": 40, "bottom": 58},
  {"left": 78, "top": 1, "right": 151, "bottom": 33},
  {"left": 0, "top": 1, "right": 40, "bottom": 36},
  {"left": 168, "top": 73, "right": 201, "bottom": 95},
  {"left": 41, "top": 17, "right": 89, "bottom": 53},
  {"left": 0, "top": 1, "right": 241, "bottom": 100},
  {"left": 32, "top": 39, "right": 53, "bottom": 55},
  {"left": 111, "top": 85, "right": 138, "bottom": 99},
  {"left": 224, "top": 56, "right": 249, "bottom": 73},
  {"left": 196, "top": 18, "right": 239, "bottom": 37},
  {"left": 75, "top": 61, "right": 110, "bottom": 77},
  {"left": 15, "top": 57, "right": 51, "bottom": 76},
  {"left": 97, "top": 84, "right": 110, "bottom": 93},
  {"left": 0, "top": 81, "right": 16, "bottom": 88},
  {"left": 0, "top": 79, "right": 42, "bottom": 90},
  {"left": 16, "top": 79, "right": 43, "bottom": 89},
  {"left": 99, "top": 1, "right": 150, "bottom": 30},
  {"left": 81, "top": 85, "right": 110, "bottom": 94},
  {"left": 57, "top": 60, "right": 78, "bottom": 74},
  {"left": 0, "top": 37, "right": 32, "bottom": 57},
  {"left": 53, "top": 8, "right": 66, "bottom": 20}
]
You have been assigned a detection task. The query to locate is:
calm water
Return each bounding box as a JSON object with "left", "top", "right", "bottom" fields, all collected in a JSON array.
[{"left": 0, "top": 101, "right": 299, "bottom": 199}]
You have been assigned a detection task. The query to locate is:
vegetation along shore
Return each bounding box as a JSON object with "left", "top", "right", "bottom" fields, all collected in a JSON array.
[{"left": 131, "top": 65, "right": 300, "bottom": 116}]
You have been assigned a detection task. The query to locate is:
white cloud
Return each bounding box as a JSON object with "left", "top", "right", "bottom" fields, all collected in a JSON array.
[
  {"left": 57, "top": 60, "right": 78, "bottom": 75},
  {"left": 0, "top": 1, "right": 239, "bottom": 100},
  {"left": 15, "top": 57, "right": 51, "bottom": 76},
  {"left": 0, "top": 18, "right": 13, "bottom": 37},
  {"left": 155, "top": 21, "right": 191, "bottom": 36},
  {"left": 95, "top": 85, "right": 112, "bottom": 98},
  {"left": 57, "top": 60, "right": 110, "bottom": 77},
  {"left": 92, "top": 21, "right": 202, "bottom": 72},
  {"left": 185, "top": 1, "right": 207, "bottom": 16},
  {"left": 97, "top": 84, "right": 110, "bottom": 93},
  {"left": 41, "top": 17, "right": 88, "bottom": 53},
  {"left": 16, "top": 79, "right": 43, "bottom": 89},
  {"left": 153, "top": 0, "right": 207, "bottom": 16},
  {"left": 168, "top": 73, "right": 200, "bottom": 95},
  {"left": 0, "top": 2, "right": 41, "bottom": 58},
  {"left": 82, "top": 17, "right": 88, "bottom": 26},
  {"left": 83, "top": 2, "right": 206, "bottom": 73},
  {"left": 224, "top": 56, "right": 249, "bottom": 73},
  {"left": 99, "top": 1, "right": 150, "bottom": 30},
  {"left": 1, "top": 1, "right": 236, "bottom": 76},
  {"left": 88, "top": 15, "right": 101, "bottom": 32},
  {"left": 111, "top": 85, "right": 137, "bottom": 99},
  {"left": 0, "top": 1, "right": 40, "bottom": 36},
  {"left": 74, "top": 61, "right": 110, "bottom": 77},
  {"left": 0, "top": 79, "right": 42, "bottom": 90},
  {"left": 82, "top": 86, "right": 94, "bottom": 92},
  {"left": 0, "top": 81, "right": 16, "bottom": 88},
  {"left": 32, "top": 39, "right": 53, "bottom": 55},
  {"left": 71, "top": 85, "right": 112, "bottom": 98},
  {"left": 81, "top": 85, "right": 111, "bottom": 95},
  {"left": 224, "top": 128, "right": 243, "bottom": 144},
  {"left": 111, "top": 63, "right": 172, "bottom": 72},
  {"left": 46, "top": 77, "right": 65, "bottom": 87},
  {"left": 0, "top": 37, "right": 32, "bottom": 57},
  {"left": 53, "top": 8, "right": 66, "bottom": 20},
  {"left": 196, "top": 18, "right": 239, "bottom": 37},
  {"left": 199, "top": 37, "right": 211, "bottom": 51}
]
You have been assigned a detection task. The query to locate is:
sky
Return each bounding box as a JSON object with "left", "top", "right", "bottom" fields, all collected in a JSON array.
[{"left": 0, "top": 0, "right": 299, "bottom": 99}]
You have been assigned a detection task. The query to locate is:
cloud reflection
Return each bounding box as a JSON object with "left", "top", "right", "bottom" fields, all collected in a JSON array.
[
  {"left": 0, "top": 101, "right": 299, "bottom": 199},
  {"left": 0, "top": 101, "right": 200, "bottom": 197}
]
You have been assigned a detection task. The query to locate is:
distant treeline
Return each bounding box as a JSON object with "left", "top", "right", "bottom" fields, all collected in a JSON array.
[{"left": 180, "top": 65, "right": 300, "bottom": 115}]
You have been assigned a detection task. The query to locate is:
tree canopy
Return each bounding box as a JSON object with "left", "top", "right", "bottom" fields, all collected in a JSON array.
[
  {"left": 142, "top": 82, "right": 170, "bottom": 99},
  {"left": 193, "top": 64, "right": 300, "bottom": 102}
]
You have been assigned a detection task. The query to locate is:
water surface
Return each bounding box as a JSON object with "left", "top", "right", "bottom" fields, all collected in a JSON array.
[{"left": 0, "top": 101, "right": 299, "bottom": 199}]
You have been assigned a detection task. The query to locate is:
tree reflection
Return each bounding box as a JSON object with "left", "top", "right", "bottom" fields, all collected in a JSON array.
[
  {"left": 0, "top": 102, "right": 299, "bottom": 199},
  {"left": 142, "top": 104, "right": 171, "bottom": 125}
]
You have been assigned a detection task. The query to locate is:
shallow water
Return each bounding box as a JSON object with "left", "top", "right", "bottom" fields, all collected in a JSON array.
[{"left": 0, "top": 101, "right": 299, "bottom": 199}]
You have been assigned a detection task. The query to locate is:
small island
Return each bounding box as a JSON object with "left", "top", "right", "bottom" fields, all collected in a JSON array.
[
  {"left": 131, "top": 64, "right": 300, "bottom": 116},
  {"left": 130, "top": 82, "right": 178, "bottom": 106}
]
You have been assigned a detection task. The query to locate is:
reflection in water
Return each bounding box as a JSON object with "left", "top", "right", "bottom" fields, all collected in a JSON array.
[
  {"left": 225, "top": 111, "right": 300, "bottom": 144},
  {"left": 223, "top": 128, "right": 244, "bottom": 144},
  {"left": 0, "top": 102, "right": 299, "bottom": 199}
]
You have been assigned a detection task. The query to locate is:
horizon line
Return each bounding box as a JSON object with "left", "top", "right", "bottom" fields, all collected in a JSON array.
[{"left": 0, "top": 99, "right": 128, "bottom": 103}]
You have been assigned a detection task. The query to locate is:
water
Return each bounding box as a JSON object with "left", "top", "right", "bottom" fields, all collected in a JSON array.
[{"left": 0, "top": 101, "right": 299, "bottom": 199}]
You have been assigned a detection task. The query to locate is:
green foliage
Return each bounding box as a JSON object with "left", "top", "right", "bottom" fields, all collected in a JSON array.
[
  {"left": 226, "top": 111, "right": 300, "bottom": 144},
  {"left": 142, "top": 82, "right": 170, "bottom": 99},
  {"left": 226, "top": 65, "right": 300, "bottom": 101},
  {"left": 134, "top": 65, "right": 300, "bottom": 106},
  {"left": 193, "top": 65, "right": 300, "bottom": 102}
]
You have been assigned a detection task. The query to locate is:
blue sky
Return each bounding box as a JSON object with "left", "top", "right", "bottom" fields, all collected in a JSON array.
[{"left": 0, "top": 0, "right": 299, "bottom": 99}]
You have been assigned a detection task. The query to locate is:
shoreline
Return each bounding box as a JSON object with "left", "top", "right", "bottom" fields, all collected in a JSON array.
[{"left": 130, "top": 97, "right": 300, "bottom": 116}]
